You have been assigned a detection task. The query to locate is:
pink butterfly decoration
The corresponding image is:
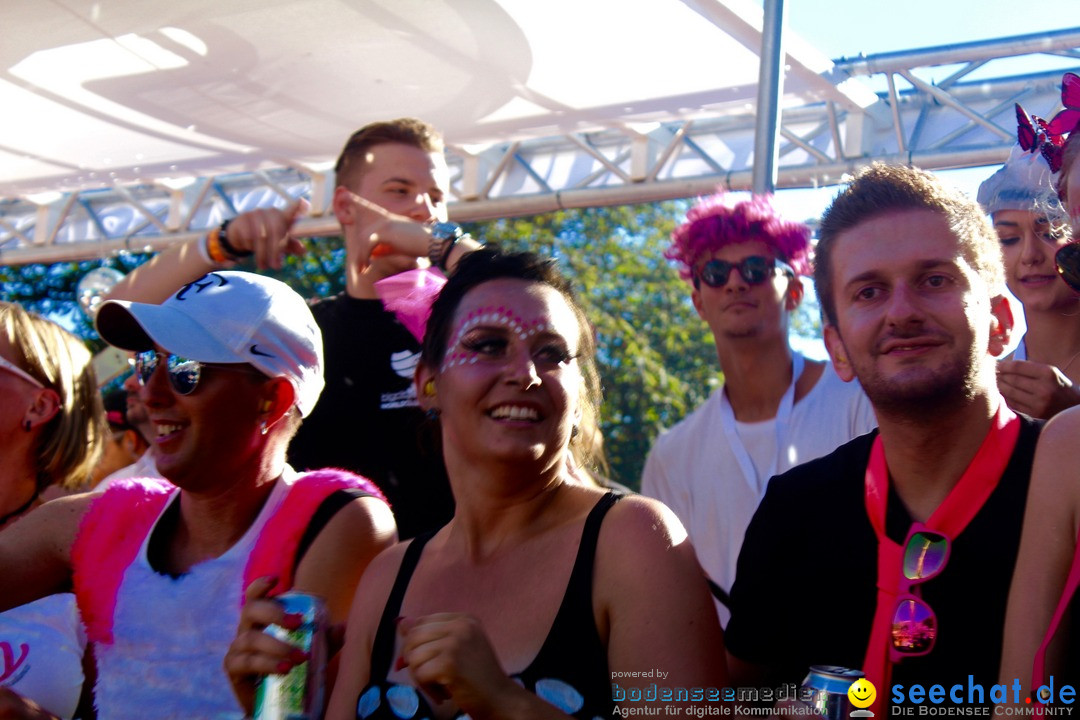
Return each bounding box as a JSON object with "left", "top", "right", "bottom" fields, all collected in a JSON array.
[
  {"left": 1014, "top": 72, "right": 1079, "bottom": 174},
  {"left": 1045, "top": 72, "right": 1080, "bottom": 138}
]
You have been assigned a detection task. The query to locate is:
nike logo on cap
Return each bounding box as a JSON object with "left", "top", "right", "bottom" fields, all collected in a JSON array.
[{"left": 250, "top": 344, "right": 275, "bottom": 357}]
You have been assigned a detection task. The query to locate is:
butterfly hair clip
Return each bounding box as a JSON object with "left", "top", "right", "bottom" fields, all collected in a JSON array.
[{"left": 1017, "top": 72, "right": 1080, "bottom": 174}]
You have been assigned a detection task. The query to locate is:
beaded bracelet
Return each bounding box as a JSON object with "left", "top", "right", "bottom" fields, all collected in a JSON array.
[
  {"left": 205, "top": 227, "right": 231, "bottom": 264},
  {"left": 217, "top": 220, "right": 253, "bottom": 259}
]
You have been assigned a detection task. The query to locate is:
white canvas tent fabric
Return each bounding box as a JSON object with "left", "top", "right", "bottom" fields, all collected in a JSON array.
[{"left": 2, "top": 0, "right": 1078, "bottom": 264}]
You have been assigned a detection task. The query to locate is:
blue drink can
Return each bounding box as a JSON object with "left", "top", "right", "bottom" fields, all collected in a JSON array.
[
  {"left": 253, "top": 592, "right": 328, "bottom": 720},
  {"left": 800, "top": 666, "right": 863, "bottom": 720}
]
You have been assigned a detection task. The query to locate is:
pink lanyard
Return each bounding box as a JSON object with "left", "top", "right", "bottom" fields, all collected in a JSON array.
[
  {"left": 861, "top": 402, "right": 1020, "bottom": 715},
  {"left": 718, "top": 353, "right": 804, "bottom": 498}
]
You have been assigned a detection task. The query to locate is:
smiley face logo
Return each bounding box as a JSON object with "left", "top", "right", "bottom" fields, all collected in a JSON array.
[{"left": 848, "top": 678, "right": 876, "bottom": 709}]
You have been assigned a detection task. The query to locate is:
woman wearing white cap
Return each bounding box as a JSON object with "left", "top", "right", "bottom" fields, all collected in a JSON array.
[
  {"left": 981, "top": 129, "right": 1077, "bottom": 418},
  {"left": 0, "top": 271, "right": 396, "bottom": 718}
]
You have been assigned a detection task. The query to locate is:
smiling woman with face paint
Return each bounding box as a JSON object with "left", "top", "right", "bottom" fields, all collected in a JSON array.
[{"left": 315, "top": 248, "right": 728, "bottom": 720}]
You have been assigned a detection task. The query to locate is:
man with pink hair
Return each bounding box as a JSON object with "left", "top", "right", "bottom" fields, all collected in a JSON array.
[{"left": 640, "top": 192, "right": 876, "bottom": 627}]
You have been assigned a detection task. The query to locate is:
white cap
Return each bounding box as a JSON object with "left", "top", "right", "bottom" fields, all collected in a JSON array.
[
  {"left": 95, "top": 271, "right": 324, "bottom": 417},
  {"left": 977, "top": 144, "right": 1061, "bottom": 215}
]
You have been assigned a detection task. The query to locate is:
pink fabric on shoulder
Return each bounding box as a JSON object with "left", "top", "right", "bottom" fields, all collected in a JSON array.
[
  {"left": 72, "top": 477, "right": 175, "bottom": 644},
  {"left": 242, "top": 468, "right": 386, "bottom": 600},
  {"left": 71, "top": 470, "right": 386, "bottom": 643}
]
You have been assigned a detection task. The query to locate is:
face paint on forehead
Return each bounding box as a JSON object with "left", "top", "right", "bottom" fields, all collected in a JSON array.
[{"left": 440, "top": 305, "right": 552, "bottom": 373}]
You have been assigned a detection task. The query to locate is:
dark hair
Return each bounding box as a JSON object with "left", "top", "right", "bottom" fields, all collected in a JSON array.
[
  {"left": 421, "top": 247, "right": 606, "bottom": 474},
  {"left": 101, "top": 388, "right": 132, "bottom": 431},
  {"left": 815, "top": 163, "right": 1003, "bottom": 326},
  {"left": 334, "top": 118, "right": 444, "bottom": 190}
]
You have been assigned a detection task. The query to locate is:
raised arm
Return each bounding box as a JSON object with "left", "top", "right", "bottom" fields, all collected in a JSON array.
[
  {"left": 1000, "top": 409, "right": 1080, "bottom": 693},
  {"left": 339, "top": 190, "right": 480, "bottom": 273},
  {"left": 105, "top": 201, "right": 309, "bottom": 304}
]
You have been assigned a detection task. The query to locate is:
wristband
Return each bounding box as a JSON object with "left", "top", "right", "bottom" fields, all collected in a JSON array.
[
  {"left": 216, "top": 220, "right": 254, "bottom": 259},
  {"left": 428, "top": 222, "right": 464, "bottom": 272},
  {"left": 205, "top": 228, "right": 231, "bottom": 264},
  {"left": 197, "top": 233, "right": 215, "bottom": 265}
]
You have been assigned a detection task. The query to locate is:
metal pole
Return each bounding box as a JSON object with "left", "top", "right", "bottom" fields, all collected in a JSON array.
[{"left": 752, "top": 0, "right": 786, "bottom": 195}]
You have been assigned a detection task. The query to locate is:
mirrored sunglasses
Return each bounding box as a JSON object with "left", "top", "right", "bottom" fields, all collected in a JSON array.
[
  {"left": 890, "top": 526, "right": 950, "bottom": 662},
  {"left": 696, "top": 256, "right": 795, "bottom": 289},
  {"left": 134, "top": 350, "right": 204, "bottom": 395},
  {"left": 0, "top": 354, "right": 45, "bottom": 389}
]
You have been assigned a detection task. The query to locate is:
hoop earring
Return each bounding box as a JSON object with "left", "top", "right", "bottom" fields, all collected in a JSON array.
[
  {"left": 425, "top": 408, "right": 441, "bottom": 421},
  {"left": 260, "top": 419, "right": 269, "bottom": 436}
]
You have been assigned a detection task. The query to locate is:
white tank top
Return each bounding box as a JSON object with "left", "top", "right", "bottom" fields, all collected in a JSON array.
[
  {"left": 94, "top": 476, "right": 290, "bottom": 719},
  {"left": 0, "top": 594, "right": 86, "bottom": 719}
]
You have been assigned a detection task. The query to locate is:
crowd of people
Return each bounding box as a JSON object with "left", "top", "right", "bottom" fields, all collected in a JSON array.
[{"left": 0, "top": 71, "right": 1078, "bottom": 719}]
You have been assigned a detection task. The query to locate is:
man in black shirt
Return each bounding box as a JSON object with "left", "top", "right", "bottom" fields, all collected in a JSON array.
[
  {"left": 105, "top": 118, "right": 479, "bottom": 537},
  {"left": 726, "top": 164, "right": 1040, "bottom": 710}
]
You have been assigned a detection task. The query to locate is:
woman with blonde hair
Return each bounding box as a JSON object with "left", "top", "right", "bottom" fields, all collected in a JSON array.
[{"left": 0, "top": 301, "right": 105, "bottom": 718}]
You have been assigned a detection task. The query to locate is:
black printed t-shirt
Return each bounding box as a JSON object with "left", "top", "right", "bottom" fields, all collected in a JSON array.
[
  {"left": 287, "top": 294, "right": 454, "bottom": 539},
  {"left": 726, "top": 417, "right": 1040, "bottom": 701}
]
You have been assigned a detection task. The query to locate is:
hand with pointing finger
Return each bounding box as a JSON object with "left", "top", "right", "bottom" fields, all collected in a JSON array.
[
  {"left": 342, "top": 191, "right": 432, "bottom": 268},
  {"left": 224, "top": 199, "right": 310, "bottom": 270}
]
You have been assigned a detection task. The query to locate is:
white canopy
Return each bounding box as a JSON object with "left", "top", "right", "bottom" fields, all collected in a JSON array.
[{"left": 2, "top": 0, "right": 1078, "bottom": 264}]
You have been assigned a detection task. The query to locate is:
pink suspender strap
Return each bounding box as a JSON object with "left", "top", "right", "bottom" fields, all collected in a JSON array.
[
  {"left": 243, "top": 468, "right": 385, "bottom": 599},
  {"left": 72, "top": 477, "right": 176, "bottom": 644},
  {"left": 72, "top": 469, "right": 386, "bottom": 643},
  {"left": 1032, "top": 525, "right": 1080, "bottom": 701}
]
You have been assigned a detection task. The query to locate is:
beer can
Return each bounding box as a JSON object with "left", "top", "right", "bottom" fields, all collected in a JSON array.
[
  {"left": 800, "top": 666, "right": 863, "bottom": 720},
  {"left": 253, "top": 591, "right": 328, "bottom": 720}
]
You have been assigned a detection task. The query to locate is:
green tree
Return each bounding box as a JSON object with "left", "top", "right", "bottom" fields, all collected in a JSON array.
[
  {"left": 0, "top": 204, "right": 737, "bottom": 488},
  {"left": 0, "top": 252, "right": 154, "bottom": 352}
]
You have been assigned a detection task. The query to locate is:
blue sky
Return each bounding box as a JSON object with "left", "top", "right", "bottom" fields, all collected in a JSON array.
[
  {"left": 749, "top": 1, "right": 1080, "bottom": 355},
  {"left": 758, "top": 0, "right": 1079, "bottom": 222}
]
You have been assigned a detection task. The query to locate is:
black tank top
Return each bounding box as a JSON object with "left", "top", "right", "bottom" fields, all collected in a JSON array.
[{"left": 355, "top": 491, "right": 622, "bottom": 719}]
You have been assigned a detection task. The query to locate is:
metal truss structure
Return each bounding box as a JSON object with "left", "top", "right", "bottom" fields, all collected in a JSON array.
[{"left": 3, "top": 27, "right": 1079, "bottom": 267}]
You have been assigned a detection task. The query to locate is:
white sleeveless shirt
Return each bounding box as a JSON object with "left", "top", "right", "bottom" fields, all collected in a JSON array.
[
  {"left": 94, "top": 476, "right": 290, "bottom": 719},
  {"left": 0, "top": 594, "right": 86, "bottom": 719}
]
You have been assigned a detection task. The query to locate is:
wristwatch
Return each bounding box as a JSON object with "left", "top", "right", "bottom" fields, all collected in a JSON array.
[{"left": 428, "top": 222, "right": 464, "bottom": 271}]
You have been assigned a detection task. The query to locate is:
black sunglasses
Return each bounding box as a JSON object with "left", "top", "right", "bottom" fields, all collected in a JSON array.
[
  {"left": 695, "top": 255, "right": 795, "bottom": 289},
  {"left": 1056, "top": 243, "right": 1080, "bottom": 294}
]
